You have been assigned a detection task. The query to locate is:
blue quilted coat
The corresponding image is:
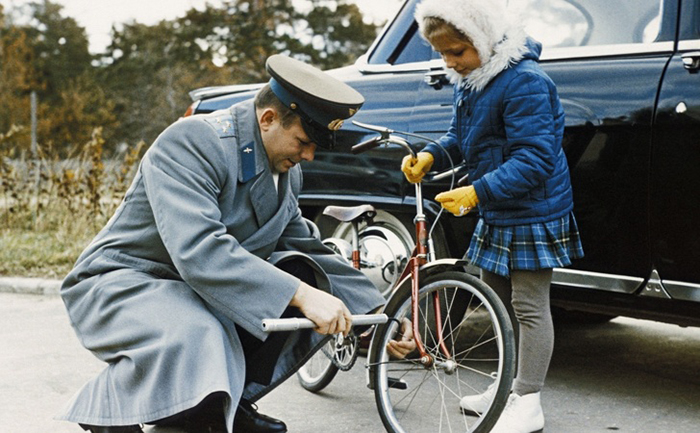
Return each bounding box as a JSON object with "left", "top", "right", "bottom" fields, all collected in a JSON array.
[{"left": 424, "top": 39, "right": 574, "bottom": 226}]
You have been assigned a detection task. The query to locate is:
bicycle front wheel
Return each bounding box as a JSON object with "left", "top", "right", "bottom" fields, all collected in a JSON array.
[{"left": 371, "top": 271, "right": 516, "bottom": 433}]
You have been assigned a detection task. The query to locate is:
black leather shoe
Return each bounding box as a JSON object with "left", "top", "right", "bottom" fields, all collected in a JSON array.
[
  {"left": 79, "top": 424, "right": 143, "bottom": 433},
  {"left": 233, "top": 399, "right": 287, "bottom": 433}
]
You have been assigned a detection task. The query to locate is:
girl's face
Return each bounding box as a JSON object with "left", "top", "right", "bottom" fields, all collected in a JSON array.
[{"left": 429, "top": 33, "right": 481, "bottom": 77}]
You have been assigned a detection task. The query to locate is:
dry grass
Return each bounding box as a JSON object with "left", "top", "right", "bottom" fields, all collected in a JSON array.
[{"left": 0, "top": 126, "right": 145, "bottom": 279}]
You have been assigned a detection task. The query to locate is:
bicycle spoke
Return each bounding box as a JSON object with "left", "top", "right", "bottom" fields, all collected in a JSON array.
[
  {"left": 395, "top": 375, "right": 431, "bottom": 421},
  {"left": 373, "top": 273, "right": 515, "bottom": 433}
]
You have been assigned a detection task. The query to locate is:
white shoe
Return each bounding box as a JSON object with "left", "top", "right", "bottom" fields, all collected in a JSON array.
[
  {"left": 459, "top": 381, "right": 498, "bottom": 415},
  {"left": 490, "top": 392, "right": 545, "bottom": 433}
]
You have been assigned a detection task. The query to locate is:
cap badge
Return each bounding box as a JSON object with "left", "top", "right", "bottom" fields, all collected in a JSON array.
[
  {"left": 348, "top": 108, "right": 358, "bottom": 116},
  {"left": 328, "top": 119, "right": 344, "bottom": 131}
]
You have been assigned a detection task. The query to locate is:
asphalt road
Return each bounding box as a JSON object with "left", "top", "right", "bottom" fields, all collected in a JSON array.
[{"left": 1, "top": 292, "right": 699, "bottom": 433}]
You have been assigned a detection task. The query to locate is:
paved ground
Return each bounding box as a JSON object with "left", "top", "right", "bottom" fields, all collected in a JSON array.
[{"left": 2, "top": 286, "right": 700, "bottom": 433}]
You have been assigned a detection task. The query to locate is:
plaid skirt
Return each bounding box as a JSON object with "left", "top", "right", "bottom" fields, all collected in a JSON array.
[{"left": 466, "top": 212, "right": 584, "bottom": 277}]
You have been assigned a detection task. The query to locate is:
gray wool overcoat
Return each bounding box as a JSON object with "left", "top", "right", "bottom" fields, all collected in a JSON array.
[{"left": 57, "top": 99, "right": 385, "bottom": 431}]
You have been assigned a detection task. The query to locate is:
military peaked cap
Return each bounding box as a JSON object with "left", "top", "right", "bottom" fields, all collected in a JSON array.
[{"left": 266, "top": 54, "right": 365, "bottom": 150}]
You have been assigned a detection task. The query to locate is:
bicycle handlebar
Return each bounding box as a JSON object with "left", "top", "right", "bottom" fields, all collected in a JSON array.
[
  {"left": 262, "top": 313, "right": 388, "bottom": 332},
  {"left": 351, "top": 120, "right": 416, "bottom": 158},
  {"left": 351, "top": 136, "right": 382, "bottom": 154}
]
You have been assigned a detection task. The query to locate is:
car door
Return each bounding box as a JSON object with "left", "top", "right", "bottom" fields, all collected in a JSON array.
[
  {"left": 535, "top": 0, "right": 676, "bottom": 294},
  {"left": 408, "top": 0, "right": 676, "bottom": 294},
  {"left": 650, "top": 0, "right": 700, "bottom": 301}
]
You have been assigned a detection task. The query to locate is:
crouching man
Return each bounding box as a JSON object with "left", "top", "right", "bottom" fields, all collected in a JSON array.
[{"left": 57, "top": 55, "right": 389, "bottom": 433}]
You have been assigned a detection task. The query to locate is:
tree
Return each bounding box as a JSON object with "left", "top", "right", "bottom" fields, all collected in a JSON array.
[
  {"left": 21, "top": 0, "right": 92, "bottom": 103},
  {"left": 300, "top": 0, "right": 379, "bottom": 69},
  {"left": 96, "top": 0, "right": 382, "bottom": 147},
  {"left": 0, "top": 15, "right": 35, "bottom": 152},
  {"left": 1, "top": 0, "right": 116, "bottom": 154},
  {"left": 96, "top": 19, "right": 233, "bottom": 146},
  {"left": 3, "top": 0, "right": 383, "bottom": 152},
  {"left": 179, "top": 0, "right": 379, "bottom": 82}
]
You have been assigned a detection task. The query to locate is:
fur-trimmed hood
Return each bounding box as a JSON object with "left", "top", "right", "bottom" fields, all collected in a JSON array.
[{"left": 415, "top": 0, "right": 532, "bottom": 92}]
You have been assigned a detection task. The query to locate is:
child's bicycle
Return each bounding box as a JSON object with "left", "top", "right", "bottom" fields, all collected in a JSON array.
[{"left": 263, "top": 122, "right": 517, "bottom": 433}]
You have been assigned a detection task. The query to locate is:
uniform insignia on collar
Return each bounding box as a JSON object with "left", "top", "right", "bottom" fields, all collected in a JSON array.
[
  {"left": 204, "top": 112, "right": 235, "bottom": 138},
  {"left": 241, "top": 142, "right": 256, "bottom": 182}
]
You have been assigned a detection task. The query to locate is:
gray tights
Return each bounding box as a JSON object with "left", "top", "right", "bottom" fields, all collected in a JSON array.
[{"left": 481, "top": 268, "right": 554, "bottom": 396}]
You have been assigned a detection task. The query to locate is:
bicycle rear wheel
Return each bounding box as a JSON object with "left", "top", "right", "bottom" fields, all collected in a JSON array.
[
  {"left": 296, "top": 339, "right": 339, "bottom": 393},
  {"left": 370, "top": 271, "right": 516, "bottom": 433}
]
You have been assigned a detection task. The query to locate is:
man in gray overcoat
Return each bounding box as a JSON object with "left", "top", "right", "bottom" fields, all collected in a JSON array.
[{"left": 57, "top": 55, "right": 389, "bottom": 433}]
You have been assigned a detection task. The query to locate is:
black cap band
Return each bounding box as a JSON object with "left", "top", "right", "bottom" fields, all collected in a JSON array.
[
  {"left": 269, "top": 77, "right": 336, "bottom": 149},
  {"left": 265, "top": 55, "right": 364, "bottom": 150}
]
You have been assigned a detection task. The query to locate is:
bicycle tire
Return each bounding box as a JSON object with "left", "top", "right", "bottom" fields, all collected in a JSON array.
[
  {"left": 370, "top": 271, "right": 516, "bottom": 433},
  {"left": 296, "top": 339, "right": 340, "bottom": 393}
]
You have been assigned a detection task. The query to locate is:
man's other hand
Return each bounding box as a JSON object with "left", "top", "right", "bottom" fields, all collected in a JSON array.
[{"left": 387, "top": 318, "right": 416, "bottom": 359}]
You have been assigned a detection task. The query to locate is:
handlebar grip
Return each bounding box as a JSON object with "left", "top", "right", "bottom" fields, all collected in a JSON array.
[
  {"left": 262, "top": 313, "right": 388, "bottom": 332},
  {"left": 457, "top": 173, "right": 470, "bottom": 187},
  {"left": 351, "top": 137, "right": 381, "bottom": 154}
]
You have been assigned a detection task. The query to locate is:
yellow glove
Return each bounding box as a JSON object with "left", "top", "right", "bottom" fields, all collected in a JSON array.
[
  {"left": 435, "top": 186, "right": 479, "bottom": 217},
  {"left": 401, "top": 152, "right": 434, "bottom": 183}
]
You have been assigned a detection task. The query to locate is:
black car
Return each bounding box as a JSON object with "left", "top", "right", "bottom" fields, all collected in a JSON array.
[{"left": 186, "top": 0, "right": 700, "bottom": 327}]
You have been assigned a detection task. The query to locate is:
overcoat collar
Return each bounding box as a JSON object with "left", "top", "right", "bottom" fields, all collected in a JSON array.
[
  {"left": 232, "top": 99, "right": 268, "bottom": 184},
  {"left": 231, "top": 99, "right": 293, "bottom": 229}
]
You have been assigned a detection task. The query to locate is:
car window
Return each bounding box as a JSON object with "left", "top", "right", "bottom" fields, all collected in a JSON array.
[
  {"left": 680, "top": 0, "right": 700, "bottom": 40},
  {"left": 374, "top": 0, "right": 669, "bottom": 67},
  {"left": 509, "top": 0, "right": 666, "bottom": 47},
  {"left": 391, "top": 23, "right": 440, "bottom": 64}
]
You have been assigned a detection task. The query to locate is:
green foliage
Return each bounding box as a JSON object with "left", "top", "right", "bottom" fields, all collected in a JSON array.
[
  {"left": 0, "top": 22, "right": 34, "bottom": 148},
  {"left": 303, "top": 1, "right": 379, "bottom": 69},
  {"left": 0, "top": 229, "right": 82, "bottom": 279},
  {"left": 1, "top": 0, "right": 383, "bottom": 153},
  {"left": 0, "top": 0, "right": 116, "bottom": 155},
  {"left": 0, "top": 0, "right": 387, "bottom": 277},
  {"left": 96, "top": 0, "right": 382, "bottom": 147},
  {"left": 21, "top": 0, "right": 92, "bottom": 102},
  {"left": 0, "top": 125, "right": 145, "bottom": 278}
]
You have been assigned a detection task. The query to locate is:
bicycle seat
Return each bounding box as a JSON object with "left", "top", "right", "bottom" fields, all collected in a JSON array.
[{"left": 323, "top": 204, "right": 376, "bottom": 222}]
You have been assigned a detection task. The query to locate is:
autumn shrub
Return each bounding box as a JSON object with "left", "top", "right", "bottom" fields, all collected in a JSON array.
[{"left": 0, "top": 126, "right": 145, "bottom": 278}]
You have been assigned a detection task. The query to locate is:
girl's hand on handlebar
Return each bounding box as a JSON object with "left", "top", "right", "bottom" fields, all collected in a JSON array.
[
  {"left": 435, "top": 185, "right": 479, "bottom": 217},
  {"left": 401, "top": 152, "right": 434, "bottom": 183}
]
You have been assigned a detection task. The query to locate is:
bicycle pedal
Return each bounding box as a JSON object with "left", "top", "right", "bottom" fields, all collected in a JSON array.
[{"left": 387, "top": 377, "right": 408, "bottom": 390}]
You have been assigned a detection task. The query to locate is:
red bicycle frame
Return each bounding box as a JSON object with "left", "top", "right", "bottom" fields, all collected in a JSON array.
[{"left": 397, "top": 182, "right": 452, "bottom": 366}]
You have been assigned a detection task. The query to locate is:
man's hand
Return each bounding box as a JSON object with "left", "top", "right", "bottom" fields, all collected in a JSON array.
[
  {"left": 387, "top": 318, "right": 416, "bottom": 359},
  {"left": 290, "top": 282, "right": 353, "bottom": 336},
  {"left": 435, "top": 185, "right": 479, "bottom": 216},
  {"left": 401, "top": 152, "right": 434, "bottom": 183}
]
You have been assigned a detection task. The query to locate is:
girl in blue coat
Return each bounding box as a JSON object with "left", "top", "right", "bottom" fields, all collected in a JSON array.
[{"left": 403, "top": 1, "right": 584, "bottom": 432}]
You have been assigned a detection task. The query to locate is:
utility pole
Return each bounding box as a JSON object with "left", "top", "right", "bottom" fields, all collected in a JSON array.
[
  {"left": 30, "top": 90, "right": 40, "bottom": 226},
  {"left": 31, "top": 91, "right": 37, "bottom": 158}
]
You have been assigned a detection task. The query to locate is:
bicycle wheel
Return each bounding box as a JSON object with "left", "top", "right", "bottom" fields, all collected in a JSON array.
[
  {"left": 296, "top": 338, "right": 339, "bottom": 393},
  {"left": 371, "top": 271, "right": 516, "bottom": 433}
]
